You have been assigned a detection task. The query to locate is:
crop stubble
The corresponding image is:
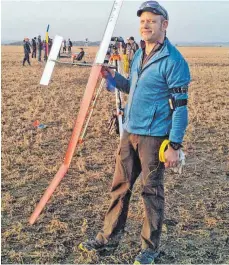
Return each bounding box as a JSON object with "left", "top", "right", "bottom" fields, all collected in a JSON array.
[{"left": 1, "top": 46, "right": 229, "bottom": 264}]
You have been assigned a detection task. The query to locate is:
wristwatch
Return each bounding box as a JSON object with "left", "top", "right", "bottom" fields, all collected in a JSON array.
[{"left": 169, "top": 142, "right": 182, "bottom": 150}]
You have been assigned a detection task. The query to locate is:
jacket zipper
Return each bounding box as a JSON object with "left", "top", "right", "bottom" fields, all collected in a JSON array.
[{"left": 127, "top": 52, "right": 169, "bottom": 125}]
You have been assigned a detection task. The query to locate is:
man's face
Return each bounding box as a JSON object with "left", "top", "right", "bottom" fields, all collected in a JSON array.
[{"left": 139, "top": 11, "right": 168, "bottom": 42}]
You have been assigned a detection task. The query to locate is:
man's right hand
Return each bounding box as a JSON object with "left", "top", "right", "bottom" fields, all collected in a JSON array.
[
  {"left": 101, "top": 66, "right": 115, "bottom": 78},
  {"left": 101, "top": 66, "right": 116, "bottom": 92}
]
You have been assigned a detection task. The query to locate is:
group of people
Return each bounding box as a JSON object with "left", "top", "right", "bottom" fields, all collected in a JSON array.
[
  {"left": 22, "top": 35, "right": 53, "bottom": 66},
  {"left": 22, "top": 34, "right": 82, "bottom": 65},
  {"left": 105, "top": 36, "right": 140, "bottom": 75},
  {"left": 62, "top": 38, "right": 73, "bottom": 53}
]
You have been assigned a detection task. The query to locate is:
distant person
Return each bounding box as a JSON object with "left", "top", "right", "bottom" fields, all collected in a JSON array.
[
  {"left": 140, "top": 39, "right": 146, "bottom": 49},
  {"left": 122, "top": 49, "right": 129, "bottom": 76},
  {"left": 22, "top": 38, "right": 31, "bottom": 66},
  {"left": 104, "top": 51, "right": 111, "bottom": 64},
  {"left": 63, "top": 40, "right": 67, "bottom": 53},
  {"left": 43, "top": 40, "right": 47, "bottom": 61},
  {"left": 127, "top": 36, "right": 139, "bottom": 66},
  {"left": 85, "top": 38, "right": 89, "bottom": 47},
  {"left": 67, "top": 38, "right": 73, "bottom": 53},
  {"left": 125, "top": 37, "right": 131, "bottom": 55},
  {"left": 48, "top": 37, "right": 53, "bottom": 54},
  {"left": 72, "top": 48, "right": 85, "bottom": 63},
  {"left": 76, "top": 48, "right": 85, "bottom": 61},
  {"left": 37, "top": 35, "right": 43, "bottom": 62},
  {"left": 31, "top": 37, "right": 37, "bottom": 58}
]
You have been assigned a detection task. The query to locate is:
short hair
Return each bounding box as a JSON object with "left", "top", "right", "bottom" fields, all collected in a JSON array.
[{"left": 160, "top": 15, "right": 166, "bottom": 22}]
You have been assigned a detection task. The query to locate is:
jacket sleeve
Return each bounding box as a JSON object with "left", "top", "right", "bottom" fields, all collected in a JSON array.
[
  {"left": 114, "top": 71, "right": 130, "bottom": 94},
  {"left": 113, "top": 49, "right": 141, "bottom": 94},
  {"left": 166, "top": 58, "right": 191, "bottom": 143}
]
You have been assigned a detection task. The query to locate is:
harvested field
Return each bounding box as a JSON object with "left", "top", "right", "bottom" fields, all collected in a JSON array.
[{"left": 1, "top": 45, "right": 229, "bottom": 264}]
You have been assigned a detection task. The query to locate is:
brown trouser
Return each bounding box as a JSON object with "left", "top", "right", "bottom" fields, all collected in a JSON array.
[{"left": 96, "top": 130, "right": 166, "bottom": 251}]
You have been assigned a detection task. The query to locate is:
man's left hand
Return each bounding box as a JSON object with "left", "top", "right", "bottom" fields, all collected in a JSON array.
[{"left": 164, "top": 146, "right": 179, "bottom": 168}]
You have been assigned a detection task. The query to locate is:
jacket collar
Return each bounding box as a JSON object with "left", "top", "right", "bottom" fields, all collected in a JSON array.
[{"left": 138, "top": 38, "right": 170, "bottom": 72}]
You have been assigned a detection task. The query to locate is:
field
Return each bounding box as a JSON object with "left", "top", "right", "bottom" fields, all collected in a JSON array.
[{"left": 1, "top": 45, "right": 229, "bottom": 264}]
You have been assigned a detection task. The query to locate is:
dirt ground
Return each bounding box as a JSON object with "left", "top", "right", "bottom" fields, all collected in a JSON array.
[{"left": 1, "top": 45, "right": 229, "bottom": 264}]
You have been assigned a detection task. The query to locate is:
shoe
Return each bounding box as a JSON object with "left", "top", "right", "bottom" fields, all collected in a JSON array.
[
  {"left": 78, "top": 239, "right": 105, "bottom": 253},
  {"left": 134, "top": 249, "right": 159, "bottom": 264}
]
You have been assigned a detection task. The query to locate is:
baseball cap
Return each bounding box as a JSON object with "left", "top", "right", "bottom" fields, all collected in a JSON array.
[{"left": 137, "top": 1, "right": 169, "bottom": 20}]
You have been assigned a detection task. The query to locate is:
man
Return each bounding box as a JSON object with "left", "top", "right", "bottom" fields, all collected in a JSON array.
[
  {"left": 48, "top": 37, "right": 53, "bottom": 52},
  {"left": 124, "top": 37, "right": 131, "bottom": 56},
  {"left": 79, "top": 1, "right": 190, "bottom": 264},
  {"left": 104, "top": 50, "right": 111, "bottom": 64},
  {"left": 22, "top": 38, "right": 31, "bottom": 66},
  {"left": 85, "top": 38, "right": 89, "bottom": 47},
  {"left": 127, "top": 36, "right": 139, "bottom": 66},
  {"left": 31, "top": 37, "right": 37, "bottom": 58},
  {"left": 67, "top": 38, "right": 72, "bottom": 53},
  {"left": 140, "top": 39, "right": 146, "bottom": 49},
  {"left": 43, "top": 39, "right": 47, "bottom": 61},
  {"left": 72, "top": 48, "right": 85, "bottom": 63},
  {"left": 63, "top": 39, "right": 67, "bottom": 53},
  {"left": 76, "top": 48, "right": 85, "bottom": 61},
  {"left": 37, "top": 35, "right": 43, "bottom": 62}
]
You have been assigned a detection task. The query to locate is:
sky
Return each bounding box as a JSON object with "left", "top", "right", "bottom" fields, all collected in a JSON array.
[{"left": 1, "top": 0, "right": 229, "bottom": 43}]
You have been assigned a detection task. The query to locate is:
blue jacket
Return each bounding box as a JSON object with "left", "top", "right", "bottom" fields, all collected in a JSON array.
[{"left": 114, "top": 38, "right": 191, "bottom": 143}]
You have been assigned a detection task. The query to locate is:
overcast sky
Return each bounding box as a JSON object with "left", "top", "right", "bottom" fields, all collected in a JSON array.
[{"left": 1, "top": 0, "right": 229, "bottom": 43}]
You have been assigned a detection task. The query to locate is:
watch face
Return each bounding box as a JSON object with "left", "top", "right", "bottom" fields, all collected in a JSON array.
[{"left": 170, "top": 142, "right": 181, "bottom": 150}]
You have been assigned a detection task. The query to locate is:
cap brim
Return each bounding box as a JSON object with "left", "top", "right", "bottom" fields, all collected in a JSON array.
[{"left": 137, "top": 7, "right": 162, "bottom": 17}]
